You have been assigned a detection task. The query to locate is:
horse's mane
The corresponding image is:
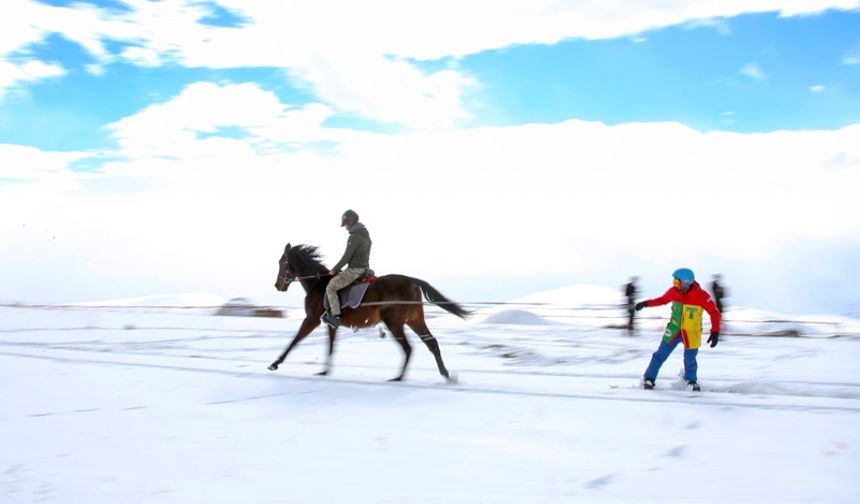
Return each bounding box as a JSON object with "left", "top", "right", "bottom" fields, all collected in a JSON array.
[{"left": 289, "top": 244, "right": 328, "bottom": 274}]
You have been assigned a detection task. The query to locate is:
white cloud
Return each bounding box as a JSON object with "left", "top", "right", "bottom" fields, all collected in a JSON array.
[
  {"left": 120, "top": 46, "right": 164, "bottom": 67},
  {"left": 85, "top": 63, "right": 105, "bottom": 76},
  {"left": 843, "top": 46, "right": 860, "bottom": 65},
  {"left": 0, "top": 1, "right": 46, "bottom": 56},
  {"left": 4, "top": 101, "right": 859, "bottom": 307},
  {"left": 0, "top": 59, "right": 65, "bottom": 100},
  {"left": 292, "top": 54, "right": 476, "bottom": 128},
  {"left": 741, "top": 62, "right": 765, "bottom": 80},
  {"left": 1, "top": 0, "right": 128, "bottom": 62},
  {"left": 810, "top": 84, "right": 826, "bottom": 93},
  {"left": 0, "top": 143, "right": 89, "bottom": 180},
  {"left": 683, "top": 17, "right": 732, "bottom": 35},
  {"left": 106, "top": 81, "right": 348, "bottom": 161}
]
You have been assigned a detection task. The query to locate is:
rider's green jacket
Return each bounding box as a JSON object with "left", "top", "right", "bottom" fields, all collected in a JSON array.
[{"left": 333, "top": 223, "right": 371, "bottom": 271}]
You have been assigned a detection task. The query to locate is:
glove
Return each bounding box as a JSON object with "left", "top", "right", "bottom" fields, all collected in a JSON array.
[
  {"left": 634, "top": 301, "right": 648, "bottom": 311},
  {"left": 707, "top": 332, "right": 719, "bottom": 348}
]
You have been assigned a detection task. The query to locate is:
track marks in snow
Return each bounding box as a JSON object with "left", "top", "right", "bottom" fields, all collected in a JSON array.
[
  {"left": 664, "top": 445, "right": 688, "bottom": 458},
  {"left": 684, "top": 419, "right": 703, "bottom": 430},
  {"left": 3, "top": 348, "right": 860, "bottom": 414},
  {"left": 586, "top": 473, "right": 617, "bottom": 490}
]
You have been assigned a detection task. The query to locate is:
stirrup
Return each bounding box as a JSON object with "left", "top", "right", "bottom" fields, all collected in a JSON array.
[{"left": 322, "top": 313, "right": 341, "bottom": 329}]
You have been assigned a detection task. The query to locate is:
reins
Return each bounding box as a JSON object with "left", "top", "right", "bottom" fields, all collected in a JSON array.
[{"left": 278, "top": 271, "right": 331, "bottom": 285}]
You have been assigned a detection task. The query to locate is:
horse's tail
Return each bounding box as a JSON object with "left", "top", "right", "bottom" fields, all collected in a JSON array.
[{"left": 408, "top": 277, "right": 473, "bottom": 319}]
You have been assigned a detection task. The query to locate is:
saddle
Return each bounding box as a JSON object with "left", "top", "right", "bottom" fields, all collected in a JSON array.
[
  {"left": 357, "top": 269, "right": 376, "bottom": 284},
  {"left": 323, "top": 273, "right": 377, "bottom": 313}
]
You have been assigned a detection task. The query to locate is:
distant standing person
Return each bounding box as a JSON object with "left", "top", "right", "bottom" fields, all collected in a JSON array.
[
  {"left": 623, "top": 276, "right": 639, "bottom": 335},
  {"left": 634, "top": 268, "right": 720, "bottom": 391},
  {"left": 710, "top": 274, "right": 727, "bottom": 313}
]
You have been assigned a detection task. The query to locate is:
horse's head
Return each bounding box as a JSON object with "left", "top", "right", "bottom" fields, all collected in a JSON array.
[
  {"left": 275, "top": 243, "right": 328, "bottom": 292},
  {"left": 275, "top": 243, "right": 295, "bottom": 292}
]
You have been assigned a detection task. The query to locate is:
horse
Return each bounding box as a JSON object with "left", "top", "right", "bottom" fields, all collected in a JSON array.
[{"left": 268, "top": 243, "right": 471, "bottom": 382}]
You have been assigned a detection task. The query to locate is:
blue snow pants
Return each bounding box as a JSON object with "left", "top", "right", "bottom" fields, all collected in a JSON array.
[{"left": 644, "top": 333, "right": 699, "bottom": 383}]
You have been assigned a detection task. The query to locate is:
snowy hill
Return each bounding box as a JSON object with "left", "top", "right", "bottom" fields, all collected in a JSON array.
[
  {"left": 72, "top": 292, "right": 227, "bottom": 313},
  {"left": 469, "top": 283, "right": 860, "bottom": 338}
]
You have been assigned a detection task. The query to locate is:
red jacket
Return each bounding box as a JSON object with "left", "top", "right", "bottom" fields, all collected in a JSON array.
[{"left": 645, "top": 282, "right": 721, "bottom": 349}]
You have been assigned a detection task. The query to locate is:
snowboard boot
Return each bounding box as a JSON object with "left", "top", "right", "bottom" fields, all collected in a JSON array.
[
  {"left": 642, "top": 378, "right": 656, "bottom": 390},
  {"left": 687, "top": 381, "right": 701, "bottom": 392}
]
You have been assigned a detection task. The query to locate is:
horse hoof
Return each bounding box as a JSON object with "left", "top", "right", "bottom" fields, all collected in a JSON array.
[{"left": 268, "top": 363, "right": 278, "bottom": 371}]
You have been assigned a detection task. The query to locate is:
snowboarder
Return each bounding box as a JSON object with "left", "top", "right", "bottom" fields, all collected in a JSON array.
[{"left": 635, "top": 268, "right": 720, "bottom": 391}]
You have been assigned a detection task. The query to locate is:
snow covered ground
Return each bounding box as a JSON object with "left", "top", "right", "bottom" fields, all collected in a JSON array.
[{"left": 2, "top": 286, "right": 859, "bottom": 503}]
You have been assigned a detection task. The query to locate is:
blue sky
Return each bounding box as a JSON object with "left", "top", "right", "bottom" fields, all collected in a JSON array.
[
  {"left": 3, "top": 3, "right": 858, "bottom": 152},
  {"left": 1, "top": 1, "right": 860, "bottom": 315},
  {"left": 460, "top": 11, "right": 860, "bottom": 131}
]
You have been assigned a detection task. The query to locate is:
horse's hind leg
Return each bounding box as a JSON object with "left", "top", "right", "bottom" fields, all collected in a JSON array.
[
  {"left": 406, "top": 318, "right": 451, "bottom": 381},
  {"left": 386, "top": 322, "right": 412, "bottom": 382}
]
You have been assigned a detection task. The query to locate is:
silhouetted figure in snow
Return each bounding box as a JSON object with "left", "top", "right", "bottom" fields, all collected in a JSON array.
[
  {"left": 623, "top": 276, "right": 638, "bottom": 335},
  {"left": 710, "top": 274, "right": 727, "bottom": 314}
]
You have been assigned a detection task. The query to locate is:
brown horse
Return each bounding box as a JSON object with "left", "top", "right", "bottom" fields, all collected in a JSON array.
[{"left": 268, "top": 243, "right": 471, "bottom": 382}]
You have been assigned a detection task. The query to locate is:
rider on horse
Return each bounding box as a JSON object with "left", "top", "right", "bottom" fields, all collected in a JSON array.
[{"left": 322, "top": 209, "right": 372, "bottom": 329}]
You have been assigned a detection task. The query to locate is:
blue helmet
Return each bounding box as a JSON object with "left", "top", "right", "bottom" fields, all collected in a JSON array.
[{"left": 672, "top": 268, "right": 695, "bottom": 287}]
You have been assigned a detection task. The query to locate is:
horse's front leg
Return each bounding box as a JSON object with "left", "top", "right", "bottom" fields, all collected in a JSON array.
[
  {"left": 316, "top": 325, "right": 338, "bottom": 376},
  {"left": 268, "top": 317, "right": 320, "bottom": 371}
]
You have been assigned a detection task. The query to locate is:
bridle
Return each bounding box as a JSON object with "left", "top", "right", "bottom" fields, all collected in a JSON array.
[
  {"left": 278, "top": 258, "right": 329, "bottom": 288},
  {"left": 277, "top": 258, "right": 297, "bottom": 288},
  {"left": 277, "top": 271, "right": 296, "bottom": 288}
]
